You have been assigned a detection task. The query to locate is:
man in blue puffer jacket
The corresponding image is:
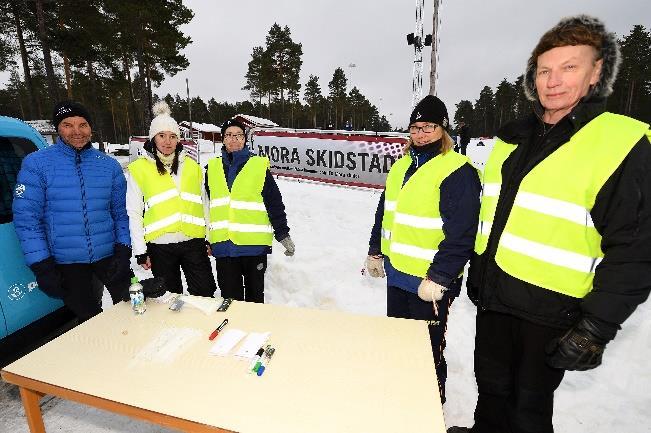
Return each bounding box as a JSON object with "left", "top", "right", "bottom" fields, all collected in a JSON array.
[{"left": 13, "top": 101, "right": 132, "bottom": 322}]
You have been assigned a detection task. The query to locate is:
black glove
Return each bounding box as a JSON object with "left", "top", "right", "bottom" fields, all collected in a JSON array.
[
  {"left": 136, "top": 253, "right": 149, "bottom": 265},
  {"left": 29, "top": 257, "right": 65, "bottom": 298},
  {"left": 545, "top": 316, "right": 617, "bottom": 371},
  {"left": 107, "top": 243, "right": 132, "bottom": 284},
  {"left": 140, "top": 277, "right": 167, "bottom": 299}
]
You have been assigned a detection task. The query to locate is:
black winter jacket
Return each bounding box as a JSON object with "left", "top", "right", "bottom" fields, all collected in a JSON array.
[{"left": 468, "top": 99, "right": 651, "bottom": 330}]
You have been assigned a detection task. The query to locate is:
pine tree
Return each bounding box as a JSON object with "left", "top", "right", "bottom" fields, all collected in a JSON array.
[
  {"left": 473, "top": 86, "right": 496, "bottom": 137},
  {"left": 328, "top": 67, "right": 347, "bottom": 129},
  {"left": 7, "top": 0, "right": 40, "bottom": 119},
  {"left": 244, "top": 46, "right": 272, "bottom": 113},
  {"left": 494, "top": 78, "right": 517, "bottom": 127},
  {"left": 454, "top": 100, "right": 474, "bottom": 133},
  {"left": 33, "top": 0, "right": 60, "bottom": 102},
  {"left": 513, "top": 75, "right": 530, "bottom": 118},
  {"left": 608, "top": 25, "right": 651, "bottom": 121},
  {"left": 347, "top": 87, "right": 366, "bottom": 130},
  {"left": 265, "top": 24, "right": 303, "bottom": 125},
  {"left": 102, "top": 0, "right": 193, "bottom": 133},
  {"left": 304, "top": 75, "right": 322, "bottom": 128}
]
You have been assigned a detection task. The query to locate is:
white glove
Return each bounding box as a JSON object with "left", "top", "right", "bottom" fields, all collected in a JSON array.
[
  {"left": 280, "top": 236, "right": 295, "bottom": 256},
  {"left": 148, "top": 291, "right": 176, "bottom": 304},
  {"left": 417, "top": 279, "right": 447, "bottom": 315},
  {"left": 365, "top": 255, "right": 385, "bottom": 278}
]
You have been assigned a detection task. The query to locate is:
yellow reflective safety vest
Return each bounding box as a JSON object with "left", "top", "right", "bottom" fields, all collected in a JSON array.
[
  {"left": 207, "top": 156, "right": 273, "bottom": 246},
  {"left": 381, "top": 150, "right": 470, "bottom": 278},
  {"left": 474, "top": 139, "right": 517, "bottom": 255},
  {"left": 476, "top": 112, "right": 651, "bottom": 298},
  {"left": 128, "top": 156, "right": 205, "bottom": 242}
]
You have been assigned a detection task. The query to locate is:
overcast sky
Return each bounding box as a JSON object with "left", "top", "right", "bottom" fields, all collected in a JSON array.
[
  {"left": 153, "top": 0, "right": 649, "bottom": 129},
  {"left": 3, "top": 0, "right": 649, "bottom": 129}
]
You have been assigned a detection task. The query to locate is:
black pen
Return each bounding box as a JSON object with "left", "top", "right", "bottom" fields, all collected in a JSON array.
[
  {"left": 208, "top": 318, "right": 228, "bottom": 340},
  {"left": 257, "top": 347, "right": 276, "bottom": 376}
]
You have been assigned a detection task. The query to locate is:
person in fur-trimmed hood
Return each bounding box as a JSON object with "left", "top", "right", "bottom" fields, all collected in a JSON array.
[
  {"left": 126, "top": 101, "right": 217, "bottom": 297},
  {"left": 448, "top": 15, "right": 651, "bottom": 433}
]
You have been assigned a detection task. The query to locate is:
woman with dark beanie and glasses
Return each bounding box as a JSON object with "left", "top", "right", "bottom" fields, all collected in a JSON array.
[
  {"left": 204, "top": 118, "right": 294, "bottom": 303},
  {"left": 365, "top": 95, "right": 481, "bottom": 403}
]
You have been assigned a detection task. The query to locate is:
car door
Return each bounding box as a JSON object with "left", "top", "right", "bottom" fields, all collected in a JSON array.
[{"left": 0, "top": 132, "right": 64, "bottom": 336}]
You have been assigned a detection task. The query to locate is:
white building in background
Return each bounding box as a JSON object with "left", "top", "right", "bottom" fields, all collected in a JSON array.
[{"left": 25, "top": 120, "right": 57, "bottom": 144}]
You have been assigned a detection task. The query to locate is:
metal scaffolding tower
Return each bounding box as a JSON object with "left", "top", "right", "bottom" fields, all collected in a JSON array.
[
  {"left": 406, "top": 0, "right": 431, "bottom": 108},
  {"left": 429, "top": 0, "right": 440, "bottom": 96}
]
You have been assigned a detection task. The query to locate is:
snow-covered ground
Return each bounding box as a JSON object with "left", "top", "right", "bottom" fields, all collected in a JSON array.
[{"left": 2, "top": 142, "right": 650, "bottom": 432}]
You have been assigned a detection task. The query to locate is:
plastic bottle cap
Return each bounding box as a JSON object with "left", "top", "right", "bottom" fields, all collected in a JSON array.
[{"left": 131, "top": 276, "right": 138, "bottom": 284}]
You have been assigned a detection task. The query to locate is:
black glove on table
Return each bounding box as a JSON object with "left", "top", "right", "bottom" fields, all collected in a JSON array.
[{"left": 545, "top": 316, "right": 618, "bottom": 371}]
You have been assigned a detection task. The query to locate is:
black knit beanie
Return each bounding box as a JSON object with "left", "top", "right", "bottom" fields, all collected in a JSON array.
[
  {"left": 52, "top": 100, "right": 93, "bottom": 130},
  {"left": 409, "top": 95, "right": 449, "bottom": 130},
  {"left": 221, "top": 118, "right": 247, "bottom": 139}
]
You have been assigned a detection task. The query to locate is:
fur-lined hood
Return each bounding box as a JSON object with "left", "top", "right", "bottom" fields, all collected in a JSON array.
[{"left": 523, "top": 15, "right": 621, "bottom": 102}]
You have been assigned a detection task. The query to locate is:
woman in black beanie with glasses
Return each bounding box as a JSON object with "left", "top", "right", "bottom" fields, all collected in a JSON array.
[{"left": 365, "top": 95, "right": 481, "bottom": 403}]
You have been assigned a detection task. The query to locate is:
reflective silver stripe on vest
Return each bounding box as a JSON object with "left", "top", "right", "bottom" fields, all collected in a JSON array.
[
  {"left": 230, "top": 200, "right": 266, "bottom": 211},
  {"left": 499, "top": 232, "right": 602, "bottom": 273},
  {"left": 479, "top": 221, "right": 492, "bottom": 236},
  {"left": 210, "top": 197, "right": 230, "bottom": 208},
  {"left": 514, "top": 191, "right": 594, "bottom": 227},
  {"left": 385, "top": 200, "right": 397, "bottom": 211},
  {"left": 144, "top": 213, "right": 181, "bottom": 234},
  {"left": 482, "top": 183, "right": 501, "bottom": 197},
  {"left": 229, "top": 223, "right": 273, "bottom": 233},
  {"left": 209, "top": 221, "right": 272, "bottom": 233},
  {"left": 181, "top": 214, "right": 205, "bottom": 227},
  {"left": 394, "top": 212, "right": 444, "bottom": 229},
  {"left": 180, "top": 192, "right": 202, "bottom": 204},
  {"left": 381, "top": 229, "right": 391, "bottom": 240},
  {"left": 144, "top": 213, "right": 205, "bottom": 234},
  {"left": 147, "top": 189, "right": 178, "bottom": 208},
  {"left": 209, "top": 220, "right": 228, "bottom": 230},
  {"left": 390, "top": 241, "right": 438, "bottom": 261}
]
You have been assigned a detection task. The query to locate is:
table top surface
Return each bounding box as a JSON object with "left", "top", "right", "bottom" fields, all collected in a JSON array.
[{"left": 3, "top": 300, "right": 445, "bottom": 433}]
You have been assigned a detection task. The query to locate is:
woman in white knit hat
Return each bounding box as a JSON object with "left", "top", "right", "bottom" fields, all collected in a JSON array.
[{"left": 126, "top": 101, "right": 217, "bottom": 297}]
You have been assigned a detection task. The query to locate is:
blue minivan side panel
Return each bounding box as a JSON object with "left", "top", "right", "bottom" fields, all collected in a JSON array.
[
  {"left": 0, "top": 116, "right": 62, "bottom": 337},
  {"left": 0, "top": 295, "right": 5, "bottom": 338},
  {"left": 0, "top": 224, "right": 64, "bottom": 335}
]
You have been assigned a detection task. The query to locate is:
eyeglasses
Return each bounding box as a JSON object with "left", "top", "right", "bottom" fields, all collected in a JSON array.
[
  {"left": 224, "top": 133, "right": 245, "bottom": 140},
  {"left": 409, "top": 124, "right": 439, "bottom": 134}
]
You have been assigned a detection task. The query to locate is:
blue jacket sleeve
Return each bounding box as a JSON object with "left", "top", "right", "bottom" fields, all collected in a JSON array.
[
  {"left": 12, "top": 154, "right": 51, "bottom": 265},
  {"left": 262, "top": 170, "right": 290, "bottom": 241},
  {"left": 427, "top": 163, "right": 481, "bottom": 287},
  {"left": 368, "top": 190, "right": 385, "bottom": 255},
  {"left": 110, "top": 160, "right": 131, "bottom": 247}
]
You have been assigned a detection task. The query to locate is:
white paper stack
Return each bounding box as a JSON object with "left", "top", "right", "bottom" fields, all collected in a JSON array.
[
  {"left": 234, "top": 332, "right": 271, "bottom": 359},
  {"left": 180, "top": 295, "right": 222, "bottom": 315},
  {"left": 208, "top": 329, "right": 247, "bottom": 356}
]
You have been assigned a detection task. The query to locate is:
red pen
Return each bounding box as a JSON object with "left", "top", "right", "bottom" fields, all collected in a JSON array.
[{"left": 208, "top": 319, "right": 228, "bottom": 340}]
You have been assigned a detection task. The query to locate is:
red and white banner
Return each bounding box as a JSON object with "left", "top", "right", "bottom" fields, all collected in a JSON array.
[{"left": 249, "top": 129, "right": 408, "bottom": 189}]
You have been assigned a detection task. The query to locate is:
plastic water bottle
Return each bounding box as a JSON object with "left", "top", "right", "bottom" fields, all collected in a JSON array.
[{"left": 129, "top": 276, "right": 146, "bottom": 315}]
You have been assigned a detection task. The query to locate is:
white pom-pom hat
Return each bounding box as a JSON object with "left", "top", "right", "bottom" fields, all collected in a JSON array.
[{"left": 148, "top": 101, "right": 181, "bottom": 139}]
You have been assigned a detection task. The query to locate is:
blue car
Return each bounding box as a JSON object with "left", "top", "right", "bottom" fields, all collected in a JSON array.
[{"left": 0, "top": 116, "right": 74, "bottom": 365}]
